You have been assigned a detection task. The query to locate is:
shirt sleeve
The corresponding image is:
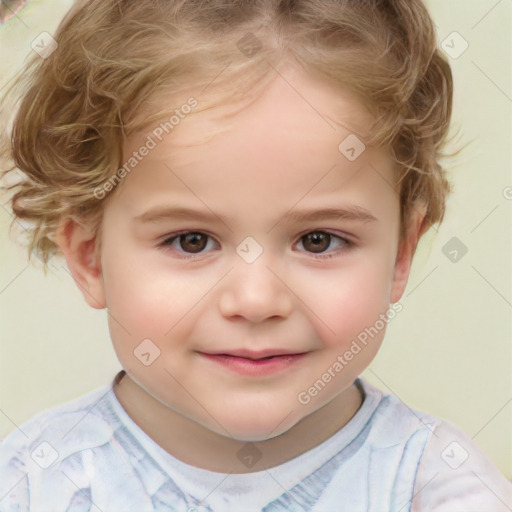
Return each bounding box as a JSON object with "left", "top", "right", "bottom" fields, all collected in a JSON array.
[
  {"left": 410, "top": 420, "right": 512, "bottom": 511},
  {"left": 0, "top": 429, "right": 31, "bottom": 512}
]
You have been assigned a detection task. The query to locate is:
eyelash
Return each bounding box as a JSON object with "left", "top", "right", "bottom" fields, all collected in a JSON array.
[{"left": 158, "top": 230, "right": 354, "bottom": 261}]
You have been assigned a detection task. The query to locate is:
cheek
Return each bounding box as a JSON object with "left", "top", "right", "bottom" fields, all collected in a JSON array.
[
  {"left": 299, "top": 254, "right": 394, "bottom": 349},
  {"left": 104, "top": 268, "right": 194, "bottom": 337},
  {"left": 100, "top": 227, "right": 194, "bottom": 329}
]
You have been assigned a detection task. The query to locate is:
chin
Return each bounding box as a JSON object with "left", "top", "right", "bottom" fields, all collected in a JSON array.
[
  {"left": 210, "top": 410, "right": 302, "bottom": 443},
  {"left": 225, "top": 428, "right": 288, "bottom": 443}
]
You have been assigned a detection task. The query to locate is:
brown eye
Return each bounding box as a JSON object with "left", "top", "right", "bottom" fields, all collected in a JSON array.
[
  {"left": 160, "top": 231, "right": 219, "bottom": 259},
  {"left": 179, "top": 232, "right": 208, "bottom": 253},
  {"left": 301, "top": 231, "right": 331, "bottom": 253}
]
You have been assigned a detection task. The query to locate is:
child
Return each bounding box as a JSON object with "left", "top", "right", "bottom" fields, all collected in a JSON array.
[{"left": 1, "top": 0, "right": 511, "bottom": 510}]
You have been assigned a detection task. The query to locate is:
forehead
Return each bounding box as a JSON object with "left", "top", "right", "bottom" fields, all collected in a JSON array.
[
  {"left": 156, "top": 63, "right": 375, "bottom": 155},
  {"left": 114, "top": 63, "right": 396, "bottom": 219}
]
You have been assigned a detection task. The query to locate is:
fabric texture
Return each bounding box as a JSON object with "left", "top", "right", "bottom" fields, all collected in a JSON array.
[{"left": 1, "top": 373, "right": 511, "bottom": 512}]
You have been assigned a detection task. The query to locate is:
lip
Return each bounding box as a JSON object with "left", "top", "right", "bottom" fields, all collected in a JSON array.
[
  {"left": 198, "top": 351, "right": 308, "bottom": 376},
  {"left": 203, "top": 348, "right": 304, "bottom": 360}
]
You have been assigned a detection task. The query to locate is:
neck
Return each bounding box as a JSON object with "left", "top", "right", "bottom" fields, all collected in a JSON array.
[{"left": 113, "top": 371, "right": 363, "bottom": 474}]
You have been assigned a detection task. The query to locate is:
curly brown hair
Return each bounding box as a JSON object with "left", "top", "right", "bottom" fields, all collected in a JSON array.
[{"left": 0, "top": 0, "right": 454, "bottom": 270}]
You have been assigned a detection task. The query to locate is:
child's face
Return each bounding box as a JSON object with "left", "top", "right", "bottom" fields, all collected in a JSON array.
[{"left": 77, "top": 64, "right": 419, "bottom": 441}]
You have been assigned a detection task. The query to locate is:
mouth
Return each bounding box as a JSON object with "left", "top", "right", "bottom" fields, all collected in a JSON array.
[
  {"left": 201, "top": 349, "right": 307, "bottom": 360},
  {"left": 197, "top": 350, "right": 308, "bottom": 376}
]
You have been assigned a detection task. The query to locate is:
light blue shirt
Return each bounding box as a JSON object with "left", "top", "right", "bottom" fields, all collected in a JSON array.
[{"left": 1, "top": 373, "right": 511, "bottom": 511}]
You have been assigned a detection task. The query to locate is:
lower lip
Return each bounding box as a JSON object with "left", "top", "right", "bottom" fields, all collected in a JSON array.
[{"left": 199, "top": 353, "right": 307, "bottom": 376}]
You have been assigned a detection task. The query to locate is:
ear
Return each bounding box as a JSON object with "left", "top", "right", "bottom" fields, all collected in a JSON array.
[
  {"left": 390, "top": 204, "right": 428, "bottom": 303},
  {"left": 54, "top": 217, "right": 106, "bottom": 309}
]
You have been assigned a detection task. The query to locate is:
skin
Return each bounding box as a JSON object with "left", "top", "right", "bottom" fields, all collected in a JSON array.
[{"left": 56, "top": 62, "right": 425, "bottom": 474}]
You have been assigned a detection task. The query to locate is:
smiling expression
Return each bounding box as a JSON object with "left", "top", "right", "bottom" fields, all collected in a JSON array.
[{"left": 93, "top": 62, "right": 412, "bottom": 441}]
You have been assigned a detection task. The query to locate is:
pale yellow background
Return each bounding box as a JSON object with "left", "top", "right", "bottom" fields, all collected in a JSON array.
[{"left": 1, "top": 0, "right": 511, "bottom": 477}]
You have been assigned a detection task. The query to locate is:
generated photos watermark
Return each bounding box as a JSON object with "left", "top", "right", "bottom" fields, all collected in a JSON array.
[
  {"left": 297, "top": 302, "right": 403, "bottom": 405},
  {"left": 93, "top": 97, "right": 198, "bottom": 200}
]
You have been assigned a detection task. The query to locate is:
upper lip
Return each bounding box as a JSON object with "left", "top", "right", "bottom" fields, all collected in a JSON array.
[{"left": 199, "top": 349, "right": 306, "bottom": 360}]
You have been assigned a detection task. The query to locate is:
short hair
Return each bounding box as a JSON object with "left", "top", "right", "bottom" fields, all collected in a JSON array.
[{"left": 1, "top": 0, "right": 454, "bottom": 269}]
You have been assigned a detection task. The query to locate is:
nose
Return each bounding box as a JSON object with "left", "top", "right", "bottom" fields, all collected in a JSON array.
[{"left": 218, "top": 258, "right": 293, "bottom": 323}]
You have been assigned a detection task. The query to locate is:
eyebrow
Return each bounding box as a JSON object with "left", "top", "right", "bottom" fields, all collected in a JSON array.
[
  {"left": 134, "top": 205, "right": 378, "bottom": 226},
  {"left": 281, "top": 206, "right": 377, "bottom": 224}
]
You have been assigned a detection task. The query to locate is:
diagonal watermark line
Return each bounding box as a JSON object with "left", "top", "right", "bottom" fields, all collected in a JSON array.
[
  {"left": 471, "top": 0, "right": 503, "bottom": 29},
  {"left": 103, "top": 306, "right": 132, "bottom": 334},
  {"left": 369, "top": 164, "right": 438, "bottom": 235},
  {"left": 369, "top": 162, "right": 432, "bottom": 235},
  {"left": 0, "top": 71, "right": 18, "bottom": 96},
  {"left": 61, "top": 388, "right": 114, "bottom": 439},
  {"left": 58, "top": 264, "right": 101, "bottom": 306},
  {"left": 245, "top": 410, "right": 304, "bottom": 508},
  {"left": 61, "top": 471, "right": 106, "bottom": 512},
  {"left": 368, "top": 369, "right": 438, "bottom": 436},
  {"left": 258, "top": 409, "right": 311, "bottom": 510},
  {"left": 59, "top": 265, "right": 133, "bottom": 336},
  {"left": 0, "top": 472, "right": 28, "bottom": 503},
  {"left": 471, "top": 471, "right": 512, "bottom": 510},
  {"left": 265, "top": 470, "right": 308, "bottom": 511},
  {"left": 470, "top": 204, "right": 499, "bottom": 233},
  {"left": 398, "top": 472, "right": 439, "bottom": 512},
  {"left": 0, "top": 264, "right": 29, "bottom": 295},
  {"left": 154, "top": 380, "right": 297, "bottom": 503},
  {"left": 0, "top": 185, "right": 28, "bottom": 223},
  {"left": 200, "top": 61, "right": 233, "bottom": 95},
  {"left": 471, "top": 266, "right": 512, "bottom": 308},
  {"left": 197, "top": 471, "right": 234, "bottom": 507},
  {"left": 472, "top": 61, "right": 512, "bottom": 103},
  {"left": 263, "top": 409, "right": 295, "bottom": 440},
  {"left": 265, "top": 266, "right": 336, "bottom": 335},
  {"left": 0, "top": 406, "right": 29, "bottom": 438},
  {"left": 266, "top": 164, "right": 337, "bottom": 233},
  {"left": 164, "top": 164, "right": 234, "bottom": 233},
  {"left": 0, "top": 0, "right": 29, "bottom": 28},
  {"left": 0, "top": 202, "right": 13, "bottom": 215},
  {"left": 164, "top": 267, "right": 233, "bottom": 335},
  {"left": 368, "top": 163, "right": 396, "bottom": 194},
  {"left": 472, "top": 397, "right": 512, "bottom": 439},
  {"left": 405, "top": 266, "right": 439, "bottom": 297},
  {"left": 163, "top": 367, "right": 234, "bottom": 438},
  {"left": 266, "top": 61, "right": 336, "bottom": 131}
]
